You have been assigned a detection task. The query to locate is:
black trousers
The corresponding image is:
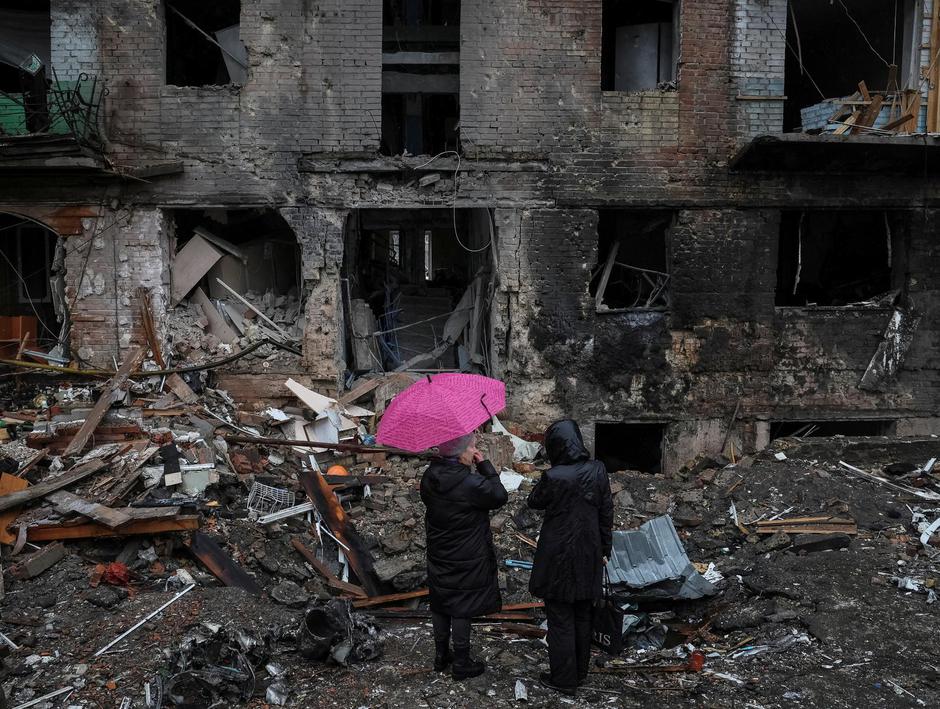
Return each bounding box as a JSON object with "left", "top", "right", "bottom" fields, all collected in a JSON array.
[
  {"left": 431, "top": 611, "right": 472, "bottom": 652},
  {"left": 545, "top": 599, "right": 593, "bottom": 688}
]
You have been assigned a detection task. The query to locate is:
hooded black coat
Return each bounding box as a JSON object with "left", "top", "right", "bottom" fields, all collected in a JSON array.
[
  {"left": 420, "top": 457, "right": 508, "bottom": 618},
  {"left": 528, "top": 420, "right": 614, "bottom": 603}
]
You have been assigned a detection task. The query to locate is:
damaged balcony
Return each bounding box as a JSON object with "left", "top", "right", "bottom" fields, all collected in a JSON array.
[
  {"left": 0, "top": 1, "right": 107, "bottom": 172},
  {"left": 733, "top": 0, "right": 940, "bottom": 173}
]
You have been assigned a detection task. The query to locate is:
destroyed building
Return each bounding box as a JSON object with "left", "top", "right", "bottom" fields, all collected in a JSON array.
[{"left": 2, "top": 0, "right": 940, "bottom": 474}]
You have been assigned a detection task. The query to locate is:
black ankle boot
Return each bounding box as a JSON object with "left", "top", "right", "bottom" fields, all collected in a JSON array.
[
  {"left": 433, "top": 641, "right": 453, "bottom": 671},
  {"left": 451, "top": 646, "right": 485, "bottom": 680},
  {"left": 540, "top": 672, "right": 577, "bottom": 696}
]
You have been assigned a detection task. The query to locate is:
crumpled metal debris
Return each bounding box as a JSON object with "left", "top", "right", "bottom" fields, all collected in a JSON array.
[
  {"left": 160, "top": 622, "right": 287, "bottom": 708},
  {"left": 606, "top": 516, "right": 717, "bottom": 600},
  {"left": 298, "top": 599, "right": 384, "bottom": 665}
]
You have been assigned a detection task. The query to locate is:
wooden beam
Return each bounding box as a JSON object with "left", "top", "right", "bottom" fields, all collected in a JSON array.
[
  {"left": 213, "top": 279, "right": 289, "bottom": 338},
  {"left": 352, "top": 588, "right": 430, "bottom": 608},
  {"left": 291, "top": 538, "right": 367, "bottom": 597},
  {"left": 189, "top": 531, "right": 261, "bottom": 595},
  {"left": 0, "top": 473, "right": 29, "bottom": 545},
  {"left": 594, "top": 239, "right": 620, "bottom": 311},
  {"left": 26, "top": 515, "right": 199, "bottom": 541},
  {"left": 62, "top": 346, "right": 146, "bottom": 458},
  {"left": 0, "top": 459, "right": 107, "bottom": 514},
  {"left": 189, "top": 287, "right": 239, "bottom": 344},
  {"left": 46, "top": 490, "right": 133, "bottom": 528}
]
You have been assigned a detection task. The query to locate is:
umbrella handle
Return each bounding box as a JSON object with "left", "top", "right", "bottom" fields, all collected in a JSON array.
[{"left": 480, "top": 393, "right": 493, "bottom": 421}]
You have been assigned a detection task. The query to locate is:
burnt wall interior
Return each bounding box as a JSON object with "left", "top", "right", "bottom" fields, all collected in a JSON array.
[{"left": 1, "top": 0, "right": 940, "bottom": 471}]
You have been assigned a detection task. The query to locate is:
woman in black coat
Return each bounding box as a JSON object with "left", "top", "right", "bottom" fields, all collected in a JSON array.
[
  {"left": 420, "top": 433, "right": 508, "bottom": 679},
  {"left": 528, "top": 419, "right": 613, "bottom": 696}
]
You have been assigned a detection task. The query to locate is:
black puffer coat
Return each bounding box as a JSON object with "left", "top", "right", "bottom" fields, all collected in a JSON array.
[
  {"left": 528, "top": 419, "right": 614, "bottom": 602},
  {"left": 420, "top": 457, "right": 508, "bottom": 618}
]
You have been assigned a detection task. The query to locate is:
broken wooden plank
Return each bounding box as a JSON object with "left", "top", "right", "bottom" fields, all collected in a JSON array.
[
  {"left": 214, "top": 278, "right": 289, "bottom": 338},
  {"left": 755, "top": 523, "right": 857, "bottom": 535},
  {"left": 62, "top": 346, "right": 146, "bottom": 458},
  {"left": 15, "top": 449, "right": 47, "bottom": 478},
  {"left": 338, "top": 377, "right": 384, "bottom": 406},
  {"left": 0, "top": 459, "right": 107, "bottom": 514},
  {"left": 300, "top": 466, "right": 382, "bottom": 596},
  {"left": 0, "top": 473, "right": 29, "bottom": 545},
  {"left": 104, "top": 445, "right": 160, "bottom": 506},
  {"left": 189, "top": 531, "right": 261, "bottom": 595},
  {"left": 352, "top": 588, "right": 430, "bottom": 609},
  {"left": 189, "top": 287, "right": 239, "bottom": 344},
  {"left": 46, "top": 490, "right": 133, "bottom": 528},
  {"left": 165, "top": 373, "right": 198, "bottom": 404},
  {"left": 171, "top": 234, "right": 223, "bottom": 305},
  {"left": 6, "top": 542, "right": 66, "bottom": 580},
  {"left": 291, "top": 538, "right": 367, "bottom": 597},
  {"left": 139, "top": 289, "right": 165, "bottom": 368},
  {"left": 26, "top": 515, "right": 199, "bottom": 541},
  {"left": 595, "top": 239, "right": 620, "bottom": 311}
]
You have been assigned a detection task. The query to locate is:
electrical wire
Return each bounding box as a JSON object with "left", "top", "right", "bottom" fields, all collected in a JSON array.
[
  {"left": 768, "top": 6, "right": 826, "bottom": 100},
  {"left": 0, "top": 237, "right": 61, "bottom": 340},
  {"left": 411, "top": 151, "right": 493, "bottom": 254},
  {"left": 837, "top": 0, "right": 891, "bottom": 68}
]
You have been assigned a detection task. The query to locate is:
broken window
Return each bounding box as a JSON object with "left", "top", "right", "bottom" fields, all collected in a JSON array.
[
  {"left": 343, "top": 208, "right": 491, "bottom": 374},
  {"left": 590, "top": 210, "right": 672, "bottom": 312},
  {"left": 784, "top": 0, "right": 920, "bottom": 132},
  {"left": 595, "top": 422, "right": 665, "bottom": 474},
  {"left": 165, "top": 1, "right": 246, "bottom": 87},
  {"left": 601, "top": 0, "right": 679, "bottom": 91},
  {"left": 770, "top": 419, "right": 894, "bottom": 439},
  {"left": 168, "top": 209, "right": 302, "bottom": 349},
  {"left": 0, "top": 212, "right": 60, "bottom": 355},
  {"left": 0, "top": 1, "right": 51, "bottom": 133},
  {"left": 775, "top": 211, "right": 905, "bottom": 307},
  {"left": 381, "top": 1, "right": 460, "bottom": 155}
]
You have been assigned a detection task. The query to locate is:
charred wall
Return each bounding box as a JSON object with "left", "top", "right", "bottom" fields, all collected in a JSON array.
[{"left": 2, "top": 0, "right": 940, "bottom": 469}]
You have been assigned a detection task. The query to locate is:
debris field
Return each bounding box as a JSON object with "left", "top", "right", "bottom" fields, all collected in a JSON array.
[{"left": 0, "top": 362, "right": 938, "bottom": 709}]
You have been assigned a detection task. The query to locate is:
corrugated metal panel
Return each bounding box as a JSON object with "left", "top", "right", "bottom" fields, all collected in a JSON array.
[{"left": 606, "top": 515, "right": 715, "bottom": 599}]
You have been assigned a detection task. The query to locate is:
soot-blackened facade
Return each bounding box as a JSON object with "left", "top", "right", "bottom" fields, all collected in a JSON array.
[{"left": 2, "top": 0, "right": 940, "bottom": 472}]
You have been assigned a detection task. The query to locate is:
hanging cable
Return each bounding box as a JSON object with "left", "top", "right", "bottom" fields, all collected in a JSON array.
[
  {"left": 765, "top": 6, "right": 826, "bottom": 100},
  {"left": 411, "top": 151, "right": 492, "bottom": 254},
  {"left": 837, "top": 0, "right": 891, "bottom": 68},
  {"left": 0, "top": 236, "right": 61, "bottom": 341}
]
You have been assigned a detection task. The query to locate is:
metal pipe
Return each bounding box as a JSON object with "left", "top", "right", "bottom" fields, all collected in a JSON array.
[{"left": 222, "top": 435, "right": 429, "bottom": 457}]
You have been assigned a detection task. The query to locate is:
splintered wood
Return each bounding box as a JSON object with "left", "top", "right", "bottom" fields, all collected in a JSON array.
[{"left": 755, "top": 516, "right": 857, "bottom": 536}]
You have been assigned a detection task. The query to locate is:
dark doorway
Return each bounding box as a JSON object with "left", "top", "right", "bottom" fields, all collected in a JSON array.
[
  {"left": 595, "top": 422, "right": 665, "bottom": 473},
  {"left": 343, "top": 208, "right": 491, "bottom": 373},
  {"left": 0, "top": 213, "right": 60, "bottom": 356}
]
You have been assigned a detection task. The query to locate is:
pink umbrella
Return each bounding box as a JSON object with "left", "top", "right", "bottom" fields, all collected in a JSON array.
[{"left": 376, "top": 373, "right": 506, "bottom": 452}]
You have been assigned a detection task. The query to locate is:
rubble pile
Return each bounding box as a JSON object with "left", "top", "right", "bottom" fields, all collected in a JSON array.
[{"left": 0, "top": 365, "right": 939, "bottom": 707}]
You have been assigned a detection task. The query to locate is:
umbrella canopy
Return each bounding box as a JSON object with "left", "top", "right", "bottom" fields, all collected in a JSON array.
[{"left": 376, "top": 373, "right": 506, "bottom": 452}]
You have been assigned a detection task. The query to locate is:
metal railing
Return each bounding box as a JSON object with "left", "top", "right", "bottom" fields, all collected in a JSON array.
[{"left": 0, "top": 70, "right": 106, "bottom": 145}]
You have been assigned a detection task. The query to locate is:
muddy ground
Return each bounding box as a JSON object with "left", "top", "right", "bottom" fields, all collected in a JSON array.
[{"left": 3, "top": 422, "right": 940, "bottom": 707}]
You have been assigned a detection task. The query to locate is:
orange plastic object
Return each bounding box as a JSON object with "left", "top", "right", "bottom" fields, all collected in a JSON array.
[{"left": 326, "top": 464, "right": 349, "bottom": 477}]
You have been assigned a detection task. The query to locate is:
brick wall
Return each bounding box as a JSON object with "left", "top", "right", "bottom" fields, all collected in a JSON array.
[
  {"left": 1, "top": 1, "right": 939, "bottom": 467},
  {"left": 64, "top": 207, "right": 171, "bottom": 364}
]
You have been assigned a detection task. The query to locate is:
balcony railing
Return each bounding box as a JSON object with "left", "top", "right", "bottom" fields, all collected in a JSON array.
[{"left": 0, "top": 71, "right": 105, "bottom": 146}]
